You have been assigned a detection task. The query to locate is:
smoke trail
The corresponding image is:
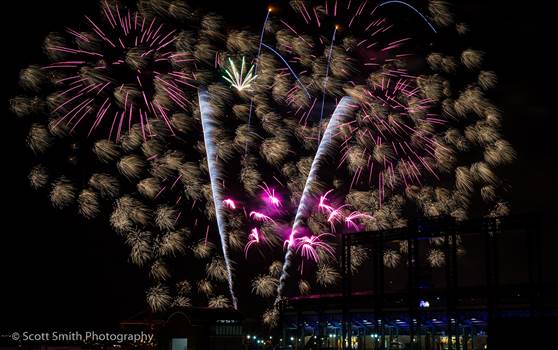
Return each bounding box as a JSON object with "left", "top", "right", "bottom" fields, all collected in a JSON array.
[
  {"left": 198, "top": 89, "right": 238, "bottom": 309},
  {"left": 275, "top": 96, "right": 355, "bottom": 306}
]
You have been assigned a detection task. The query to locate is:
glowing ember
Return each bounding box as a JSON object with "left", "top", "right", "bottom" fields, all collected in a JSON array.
[
  {"left": 223, "top": 198, "right": 237, "bottom": 209},
  {"left": 244, "top": 228, "right": 262, "bottom": 258},
  {"left": 249, "top": 211, "right": 274, "bottom": 222}
]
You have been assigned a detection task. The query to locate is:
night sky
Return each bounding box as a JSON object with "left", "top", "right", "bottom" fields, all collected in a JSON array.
[{"left": 1, "top": 0, "right": 556, "bottom": 330}]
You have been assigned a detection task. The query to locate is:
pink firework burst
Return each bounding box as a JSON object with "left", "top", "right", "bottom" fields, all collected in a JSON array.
[
  {"left": 269, "top": 0, "right": 448, "bottom": 205},
  {"left": 223, "top": 198, "right": 237, "bottom": 209},
  {"left": 318, "top": 190, "right": 348, "bottom": 228},
  {"left": 283, "top": 229, "right": 296, "bottom": 250},
  {"left": 249, "top": 211, "right": 275, "bottom": 223},
  {"left": 295, "top": 233, "right": 335, "bottom": 263},
  {"left": 318, "top": 189, "right": 335, "bottom": 213},
  {"left": 337, "top": 77, "right": 443, "bottom": 205},
  {"left": 344, "top": 211, "right": 372, "bottom": 230},
  {"left": 260, "top": 183, "right": 282, "bottom": 208},
  {"left": 244, "top": 228, "right": 263, "bottom": 258},
  {"left": 44, "top": 0, "right": 197, "bottom": 140},
  {"left": 318, "top": 189, "right": 372, "bottom": 230}
]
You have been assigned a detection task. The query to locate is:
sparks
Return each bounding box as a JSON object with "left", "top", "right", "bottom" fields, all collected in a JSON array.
[
  {"left": 223, "top": 198, "right": 237, "bottom": 209},
  {"left": 223, "top": 56, "right": 257, "bottom": 92},
  {"left": 318, "top": 189, "right": 335, "bottom": 213},
  {"left": 261, "top": 183, "right": 282, "bottom": 207},
  {"left": 249, "top": 211, "right": 274, "bottom": 222},
  {"left": 41, "top": 2, "right": 194, "bottom": 139},
  {"left": 244, "top": 228, "right": 262, "bottom": 258},
  {"left": 345, "top": 211, "right": 373, "bottom": 229},
  {"left": 284, "top": 230, "right": 296, "bottom": 250},
  {"left": 295, "top": 233, "right": 335, "bottom": 263},
  {"left": 327, "top": 205, "right": 349, "bottom": 225}
]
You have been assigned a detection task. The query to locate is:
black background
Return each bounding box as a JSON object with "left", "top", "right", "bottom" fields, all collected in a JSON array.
[{"left": 1, "top": 0, "right": 556, "bottom": 329}]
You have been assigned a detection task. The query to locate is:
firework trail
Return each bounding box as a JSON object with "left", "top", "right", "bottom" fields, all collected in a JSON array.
[
  {"left": 377, "top": 1, "right": 438, "bottom": 33},
  {"left": 260, "top": 43, "right": 311, "bottom": 97},
  {"left": 317, "top": 26, "right": 337, "bottom": 141},
  {"left": 275, "top": 96, "right": 355, "bottom": 305},
  {"left": 245, "top": 8, "right": 272, "bottom": 155},
  {"left": 198, "top": 89, "right": 237, "bottom": 309}
]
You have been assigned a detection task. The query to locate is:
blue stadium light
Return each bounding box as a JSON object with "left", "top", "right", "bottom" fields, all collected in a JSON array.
[{"left": 419, "top": 300, "right": 430, "bottom": 308}]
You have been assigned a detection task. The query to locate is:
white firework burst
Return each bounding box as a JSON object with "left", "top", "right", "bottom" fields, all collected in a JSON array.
[
  {"left": 383, "top": 249, "right": 401, "bottom": 268},
  {"left": 316, "top": 264, "right": 341, "bottom": 287},
  {"left": 263, "top": 308, "right": 279, "bottom": 328},
  {"left": 251, "top": 275, "right": 279, "bottom": 297},
  {"left": 428, "top": 249, "right": 446, "bottom": 267},
  {"left": 146, "top": 284, "right": 172, "bottom": 312},
  {"left": 208, "top": 295, "right": 231, "bottom": 308}
]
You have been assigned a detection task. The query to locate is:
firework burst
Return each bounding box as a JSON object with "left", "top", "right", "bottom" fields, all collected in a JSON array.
[
  {"left": 11, "top": 0, "right": 516, "bottom": 326},
  {"left": 222, "top": 56, "right": 257, "bottom": 92},
  {"left": 38, "top": 1, "right": 199, "bottom": 139}
]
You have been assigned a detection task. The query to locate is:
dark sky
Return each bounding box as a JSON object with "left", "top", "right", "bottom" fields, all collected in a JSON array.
[{"left": 1, "top": 0, "right": 556, "bottom": 330}]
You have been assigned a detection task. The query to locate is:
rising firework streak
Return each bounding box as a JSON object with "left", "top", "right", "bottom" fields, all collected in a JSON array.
[
  {"left": 245, "top": 8, "right": 272, "bottom": 154},
  {"left": 198, "top": 89, "right": 237, "bottom": 309},
  {"left": 377, "top": 1, "right": 438, "bottom": 33},
  {"left": 275, "top": 96, "right": 355, "bottom": 306},
  {"left": 261, "top": 43, "right": 311, "bottom": 98}
]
